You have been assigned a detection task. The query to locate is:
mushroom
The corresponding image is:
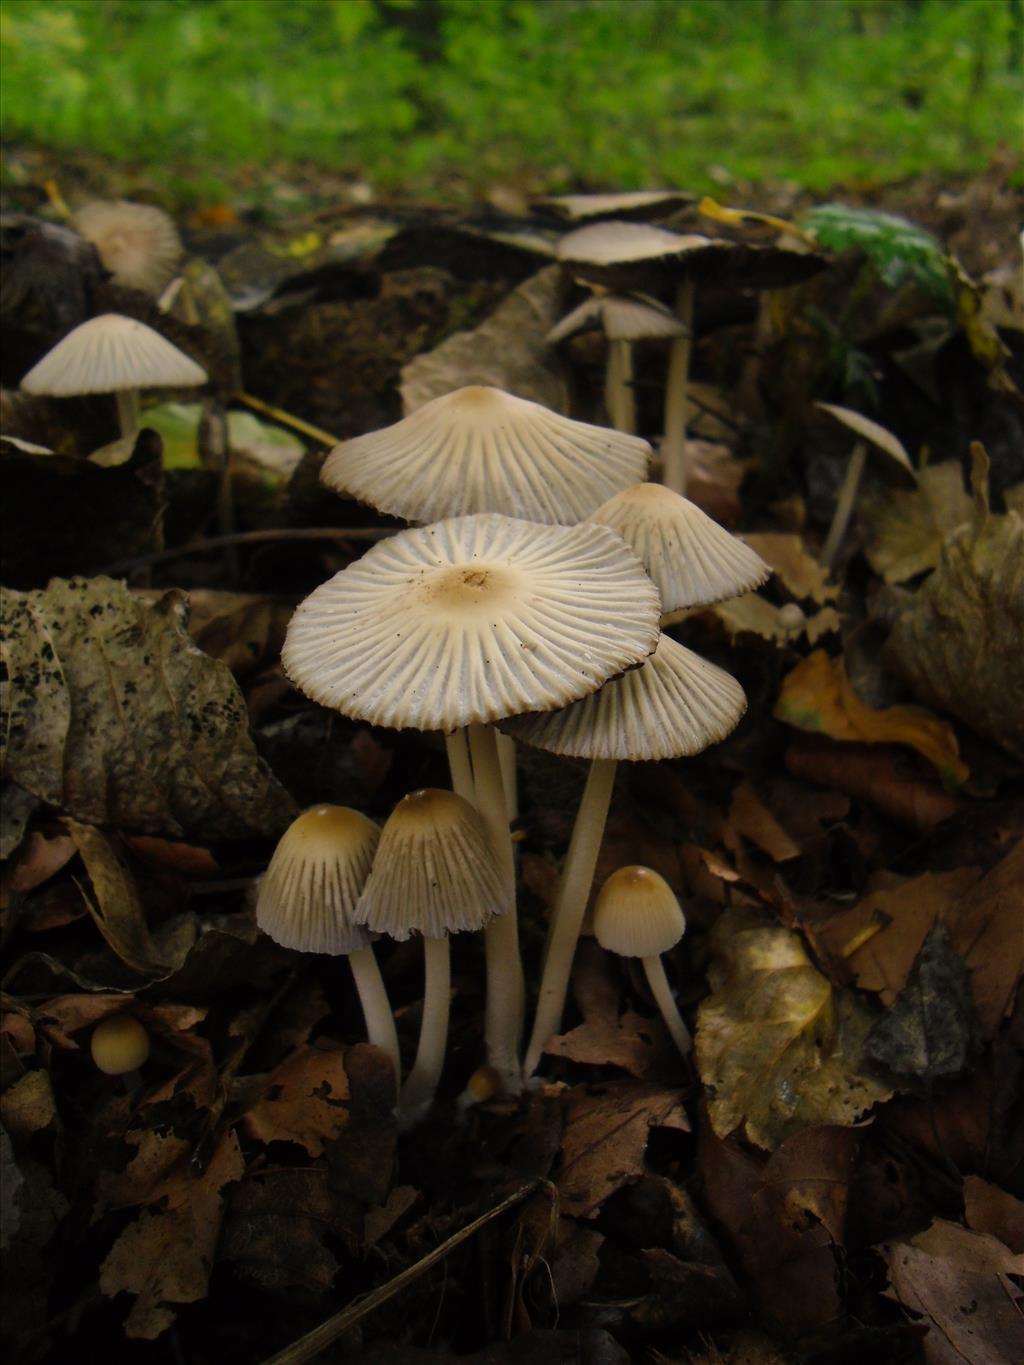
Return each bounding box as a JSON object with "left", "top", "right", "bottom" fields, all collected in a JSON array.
[
  {"left": 20, "top": 313, "right": 207, "bottom": 441},
  {"left": 281, "top": 511, "right": 661, "bottom": 1090},
  {"left": 557, "top": 221, "right": 823, "bottom": 495},
  {"left": 91, "top": 1014, "right": 150, "bottom": 1091},
  {"left": 592, "top": 865, "right": 691, "bottom": 1056},
  {"left": 320, "top": 384, "right": 651, "bottom": 526},
  {"left": 256, "top": 804, "right": 400, "bottom": 1092},
  {"left": 532, "top": 190, "right": 696, "bottom": 223},
  {"left": 547, "top": 292, "right": 686, "bottom": 434},
  {"left": 506, "top": 632, "right": 745, "bottom": 1077},
  {"left": 72, "top": 199, "right": 183, "bottom": 296},
  {"left": 814, "top": 402, "right": 915, "bottom": 568},
  {"left": 354, "top": 788, "right": 509, "bottom": 1127}
]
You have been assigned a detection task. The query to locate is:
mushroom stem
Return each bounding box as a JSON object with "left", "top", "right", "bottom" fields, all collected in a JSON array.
[
  {"left": 116, "top": 388, "right": 141, "bottom": 440},
  {"left": 496, "top": 730, "right": 518, "bottom": 824},
  {"left": 523, "top": 757, "right": 617, "bottom": 1078},
  {"left": 661, "top": 278, "right": 694, "bottom": 495},
  {"left": 348, "top": 946, "right": 402, "bottom": 1098},
  {"left": 821, "top": 439, "right": 869, "bottom": 568},
  {"left": 445, "top": 730, "right": 475, "bottom": 804},
  {"left": 641, "top": 954, "right": 692, "bottom": 1057},
  {"left": 606, "top": 340, "right": 636, "bottom": 434},
  {"left": 397, "top": 934, "right": 450, "bottom": 1126},
  {"left": 469, "top": 722, "right": 523, "bottom": 1092}
]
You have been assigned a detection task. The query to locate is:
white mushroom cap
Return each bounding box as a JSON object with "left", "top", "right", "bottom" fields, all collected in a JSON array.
[
  {"left": 587, "top": 482, "right": 770, "bottom": 612},
  {"left": 20, "top": 314, "right": 207, "bottom": 397},
  {"left": 320, "top": 385, "right": 651, "bottom": 525},
  {"left": 533, "top": 191, "right": 694, "bottom": 222},
  {"left": 558, "top": 222, "right": 713, "bottom": 268},
  {"left": 282, "top": 512, "right": 661, "bottom": 733},
  {"left": 354, "top": 788, "right": 510, "bottom": 940},
  {"left": 73, "top": 199, "right": 182, "bottom": 295},
  {"left": 256, "top": 804, "right": 380, "bottom": 955},
  {"left": 547, "top": 293, "right": 687, "bottom": 345},
  {"left": 593, "top": 865, "right": 686, "bottom": 957},
  {"left": 815, "top": 402, "right": 916, "bottom": 481},
  {"left": 502, "top": 632, "right": 745, "bottom": 761}
]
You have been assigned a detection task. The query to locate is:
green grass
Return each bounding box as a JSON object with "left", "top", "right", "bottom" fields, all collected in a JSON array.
[{"left": 2, "top": 0, "right": 1021, "bottom": 204}]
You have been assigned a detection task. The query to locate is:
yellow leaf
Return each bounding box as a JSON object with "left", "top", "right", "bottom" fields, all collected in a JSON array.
[{"left": 774, "top": 650, "right": 968, "bottom": 787}]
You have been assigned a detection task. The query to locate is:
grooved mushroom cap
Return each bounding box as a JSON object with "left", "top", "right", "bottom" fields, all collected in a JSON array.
[
  {"left": 814, "top": 402, "right": 916, "bottom": 483},
  {"left": 586, "top": 482, "right": 770, "bottom": 612},
  {"left": 73, "top": 199, "right": 182, "bottom": 295},
  {"left": 256, "top": 804, "right": 380, "bottom": 955},
  {"left": 320, "top": 385, "right": 651, "bottom": 525},
  {"left": 558, "top": 221, "right": 825, "bottom": 291},
  {"left": 593, "top": 865, "right": 686, "bottom": 957},
  {"left": 501, "top": 632, "right": 746, "bottom": 761},
  {"left": 91, "top": 1015, "right": 151, "bottom": 1075},
  {"left": 534, "top": 190, "right": 695, "bottom": 222},
  {"left": 282, "top": 512, "right": 662, "bottom": 732},
  {"left": 547, "top": 293, "right": 687, "bottom": 345},
  {"left": 20, "top": 314, "right": 207, "bottom": 396},
  {"left": 354, "top": 788, "right": 509, "bottom": 940}
]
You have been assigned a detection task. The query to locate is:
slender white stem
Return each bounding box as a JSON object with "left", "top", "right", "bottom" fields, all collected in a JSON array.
[
  {"left": 116, "top": 388, "right": 141, "bottom": 440},
  {"left": 397, "top": 935, "right": 450, "bottom": 1126},
  {"left": 496, "top": 730, "right": 518, "bottom": 822},
  {"left": 614, "top": 340, "right": 637, "bottom": 434},
  {"left": 523, "top": 757, "right": 617, "bottom": 1078},
  {"left": 661, "top": 278, "right": 695, "bottom": 495},
  {"left": 348, "top": 945, "right": 401, "bottom": 1098},
  {"left": 469, "top": 723, "right": 523, "bottom": 1092},
  {"left": 642, "top": 954, "right": 692, "bottom": 1057},
  {"left": 821, "top": 440, "right": 868, "bottom": 568},
  {"left": 445, "top": 729, "right": 475, "bottom": 804}
]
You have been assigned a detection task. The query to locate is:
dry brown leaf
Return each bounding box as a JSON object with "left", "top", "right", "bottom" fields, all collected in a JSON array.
[
  {"left": 242, "top": 1043, "right": 351, "bottom": 1157},
  {"left": 545, "top": 1009, "right": 686, "bottom": 1081},
  {"left": 784, "top": 737, "right": 961, "bottom": 831},
  {"left": 696, "top": 908, "right": 891, "bottom": 1150},
  {"left": 364, "top": 1185, "right": 418, "bottom": 1247},
  {"left": 0, "top": 1069, "right": 57, "bottom": 1141},
  {"left": 864, "top": 461, "right": 973, "bottom": 583},
  {"left": 742, "top": 533, "right": 838, "bottom": 603},
  {"left": 881, "top": 1219, "right": 1024, "bottom": 1365},
  {"left": 687, "top": 592, "right": 840, "bottom": 645},
  {"left": 0, "top": 831, "right": 76, "bottom": 907},
  {"left": 726, "top": 781, "right": 802, "bottom": 863},
  {"left": 556, "top": 1080, "right": 688, "bottom": 1218},
  {"left": 775, "top": 650, "right": 968, "bottom": 787},
  {"left": 184, "top": 589, "right": 294, "bottom": 677},
  {"left": 35, "top": 995, "right": 206, "bottom": 1051},
  {"left": 99, "top": 1130, "right": 243, "bottom": 1340}
]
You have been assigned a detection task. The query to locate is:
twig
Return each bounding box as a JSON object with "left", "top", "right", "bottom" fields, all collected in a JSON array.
[
  {"left": 96, "top": 526, "right": 396, "bottom": 576},
  {"left": 259, "top": 1180, "right": 544, "bottom": 1365},
  {"left": 234, "top": 392, "right": 341, "bottom": 448}
]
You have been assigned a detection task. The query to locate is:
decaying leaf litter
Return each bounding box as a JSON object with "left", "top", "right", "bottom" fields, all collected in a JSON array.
[{"left": 1, "top": 164, "right": 1022, "bottom": 1365}]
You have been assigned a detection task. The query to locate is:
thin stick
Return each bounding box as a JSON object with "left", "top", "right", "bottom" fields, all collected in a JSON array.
[
  {"left": 469, "top": 723, "right": 523, "bottom": 1093},
  {"left": 235, "top": 391, "right": 341, "bottom": 448},
  {"left": 821, "top": 439, "right": 868, "bottom": 568},
  {"left": 661, "top": 278, "right": 695, "bottom": 495},
  {"left": 96, "top": 525, "right": 395, "bottom": 576},
  {"left": 523, "top": 757, "right": 617, "bottom": 1078},
  {"left": 259, "top": 1180, "right": 542, "bottom": 1365}
]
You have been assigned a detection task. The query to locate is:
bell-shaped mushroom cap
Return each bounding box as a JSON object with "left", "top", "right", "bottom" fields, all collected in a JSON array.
[
  {"left": 587, "top": 482, "right": 770, "bottom": 612},
  {"left": 282, "top": 513, "right": 661, "bottom": 733},
  {"left": 20, "top": 314, "right": 207, "bottom": 397},
  {"left": 256, "top": 804, "right": 379, "bottom": 955},
  {"left": 814, "top": 402, "right": 916, "bottom": 484},
  {"left": 91, "top": 1014, "right": 151, "bottom": 1075},
  {"left": 354, "top": 788, "right": 510, "bottom": 940},
  {"left": 73, "top": 199, "right": 182, "bottom": 295},
  {"left": 502, "top": 632, "right": 745, "bottom": 761},
  {"left": 320, "top": 385, "right": 651, "bottom": 525},
  {"left": 533, "top": 190, "right": 695, "bottom": 222},
  {"left": 547, "top": 293, "right": 687, "bottom": 345},
  {"left": 593, "top": 865, "right": 686, "bottom": 958},
  {"left": 558, "top": 221, "right": 825, "bottom": 291}
]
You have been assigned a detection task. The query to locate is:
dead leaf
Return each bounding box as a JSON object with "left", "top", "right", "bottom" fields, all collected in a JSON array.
[
  {"left": 697, "top": 908, "right": 892, "bottom": 1150},
  {"left": 0, "top": 830, "right": 76, "bottom": 907},
  {"left": 184, "top": 589, "right": 294, "bottom": 676},
  {"left": 864, "top": 461, "right": 973, "bottom": 583},
  {"left": 546, "top": 1009, "right": 685, "bottom": 1081},
  {"left": 884, "top": 507, "right": 1024, "bottom": 760},
  {"left": 0, "top": 1069, "right": 57, "bottom": 1141},
  {"left": 742, "top": 533, "right": 838, "bottom": 603},
  {"left": 964, "top": 1177, "right": 1024, "bottom": 1255},
  {"left": 364, "top": 1185, "right": 418, "bottom": 1247},
  {"left": 0, "top": 577, "right": 296, "bottom": 846},
  {"left": 242, "top": 1042, "right": 351, "bottom": 1157},
  {"left": 99, "top": 1130, "right": 243, "bottom": 1339},
  {"left": 881, "top": 1219, "right": 1024, "bottom": 1365},
  {"left": 775, "top": 650, "right": 968, "bottom": 787},
  {"left": 401, "top": 266, "right": 565, "bottom": 413},
  {"left": 556, "top": 1080, "right": 688, "bottom": 1218},
  {"left": 726, "top": 781, "right": 802, "bottom": 862},
  {"left": 688, "top": 592, "right": 840, "bottom": 645},
  {"left": 784, "top": 737, "right": 961, "bottom": 831}
]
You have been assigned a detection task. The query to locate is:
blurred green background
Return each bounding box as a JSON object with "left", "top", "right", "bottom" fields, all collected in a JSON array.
[{"left": 2, "top": 0, "right": 1021, "bottom": 202}]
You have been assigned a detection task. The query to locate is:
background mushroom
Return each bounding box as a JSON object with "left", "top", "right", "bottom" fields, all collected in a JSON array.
[
  {"left": 72, "top": 199, "right": 183, "bottom": 296},
  {"left": 815, "top": 401, "right": 916, "bottom": 567},
  {"left": 90, "top": 1014, "right": 150, "bottom": 1091}
]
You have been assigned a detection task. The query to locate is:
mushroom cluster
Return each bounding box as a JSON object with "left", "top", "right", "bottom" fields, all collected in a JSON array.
[{"left": 258, "top": 380, "right": 766, "bottom": 1119}]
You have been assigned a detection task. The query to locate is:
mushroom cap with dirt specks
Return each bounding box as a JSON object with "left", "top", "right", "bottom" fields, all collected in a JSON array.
[
  {"left": 281, "top": 512, "right": 662, "bottom": 733},
  {"left": 256, "top": 804, "right": 379, "bottom": 955},
  {"left": 593, "top": 865, "right": 686, "bottom": 958},
  {"left": 20, "top": 314, "right": 207, "bottom": 396},
  {"left": 320, "top": 385, "right": 651, "bottom": 525}
]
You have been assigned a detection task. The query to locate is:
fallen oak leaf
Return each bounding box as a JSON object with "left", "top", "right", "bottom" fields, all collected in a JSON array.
[
  {"left": 696, "top": 908, "right": 891, "bottom": 1150},
  {"left": 242, "top": 1042, "right": 351, "bottom": 1157},
  {"left": 774, "top": 649, "right": 968, "bottom": 787}
]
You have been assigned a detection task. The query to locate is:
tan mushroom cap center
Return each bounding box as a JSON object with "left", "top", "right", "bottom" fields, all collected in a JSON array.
[
  {"left": 284, "top": 804, "right": 378, "bottom": 857},
  {"left": 420, "top": 562, "right": 525, "bottom": 616}
]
